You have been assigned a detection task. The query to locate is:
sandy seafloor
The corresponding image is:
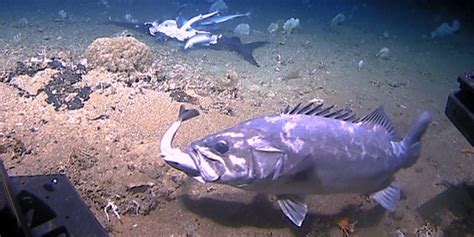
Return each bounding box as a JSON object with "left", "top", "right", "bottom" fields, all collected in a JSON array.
[{"left": 1, "top": 0, "right": 473, "bottom": 236}]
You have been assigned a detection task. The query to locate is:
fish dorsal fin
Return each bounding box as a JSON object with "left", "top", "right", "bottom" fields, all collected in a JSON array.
[
  {"left": 357, "top": 106, "right": 397, "bottom": 139},
  {"left": 281, "top": 102, "right": 358, "bottom": 122}
]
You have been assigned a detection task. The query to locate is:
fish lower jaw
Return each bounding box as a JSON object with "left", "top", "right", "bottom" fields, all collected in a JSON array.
[{"left": 162, "top": 148, "right": 199, "bottom": 172}]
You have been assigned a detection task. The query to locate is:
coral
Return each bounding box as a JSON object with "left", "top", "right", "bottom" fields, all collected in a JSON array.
[
  {"left": 84, "top": 37, "right": 152, "bottom": 73},
  {"left": 431, "top": 19, "right": 460, "bottom": 38},
  {"left": 58, "top": 10, "right": 67, "bottom": 19},
  {"left": 331, "top": 13, "right": 345, "bottom": 27},
  {"left": 16, "top": 18, "right": 29, "bottom": 28},
  {"left": 267, "top": 22, "right": 279, "bottom": 33},
  {"left": 233, "top": 23, "right": 250, "bottom": 35},
  {"left": 124, "top": 13, "right": 138, "bottom": 23},
  {"left": 376, "top": 47, "right": 390, "bottom": 59},
  {"left": 283, "top": 18, "right": 300, "bottom": 34},
  {"left": 209, "top": 0, "right": 228, "bottom": 13}
]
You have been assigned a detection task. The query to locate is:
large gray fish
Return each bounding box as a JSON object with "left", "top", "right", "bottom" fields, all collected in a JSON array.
[{"left": 160, "top": 103, "right": 432, "bottom": 227}]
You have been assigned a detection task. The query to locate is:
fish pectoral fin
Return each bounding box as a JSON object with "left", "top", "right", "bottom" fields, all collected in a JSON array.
[
  {"left": 276, "top": 195, "right": 307, "bottom": 227},
  {"left": 370, "top": 179, "right": 400, "bottom": 211},
  {"left": 272, "top": 156, "right": 284, "bottom": 181}
]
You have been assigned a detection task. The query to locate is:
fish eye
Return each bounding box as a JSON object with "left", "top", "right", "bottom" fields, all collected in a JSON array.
[{"left": 214, "top": 140, "right": 229, "bottom": 154}]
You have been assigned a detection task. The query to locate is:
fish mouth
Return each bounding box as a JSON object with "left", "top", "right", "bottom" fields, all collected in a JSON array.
[
  {"left": 188, "top": 145, "right": 224, "bottom": 182},
  {"left": 162, "top": 149, "right": 201, "bottom": 178}
]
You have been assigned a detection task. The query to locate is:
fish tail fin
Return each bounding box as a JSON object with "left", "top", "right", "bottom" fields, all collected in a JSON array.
[
  {"left": 400, "top": 111, "right": 432, "bottom": 168},
  {"left": 178, "top": 105, "right": 200, "bottom": 122}
]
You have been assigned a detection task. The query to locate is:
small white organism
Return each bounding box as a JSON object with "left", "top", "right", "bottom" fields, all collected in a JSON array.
[
  {"left": 209, "top": 0, "right": 228, "bottom": 13},
  {"left": 124, "top": 13, "right": 138, "bottom": 23},
  {"left": 267, "top": 22, "right": 279, "bottom": 34},
  {"left": 431, "top": 19, "right": 460, "bottom": 38},
  {"left": 58, "top": 10, "right": 67, "bottom": 19},
  {"left": 99, "top": 0, "right": 110, "bottom": 8},
  {"left": 18, "top": 18, "right": 29, "bottom": 28},
  {"left": 358, "top": 60, "right": 364, "bottom": 71},
  {"left": 376, "top": 47, "right": 390, "bottom": 59},
  {"left": 383, "top": 31, "right": 390, "bottom": 39},
  {"left": 104, "top": 200, "right": 121, "bottom": 222},
  {"left": 234, "top": 23, "right": 250, "bottom": 35},
  {"left": 331, "top": 13, "right": 345, "bottom": 27},
  {"left": 283, "top": 18, "right": 300, "bottom": 34}
]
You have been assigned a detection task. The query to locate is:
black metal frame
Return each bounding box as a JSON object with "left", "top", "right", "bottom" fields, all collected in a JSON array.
[
  {"left": 0, "top": 160, "right": 107, "bottom": 237},
  {"left": 445, "top": 70, "right": 474, "bottom": 146}
]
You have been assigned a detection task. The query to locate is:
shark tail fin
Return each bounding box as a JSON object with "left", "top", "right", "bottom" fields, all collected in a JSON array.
[
  {"left": 242, "top": 41, "right": 268, "bottom": 67},
  {"left": 245, "top": 41, "right": 268, "bottom": 52},
  {"left": 400, "top": 111, "right": 432, "bottom": 168}
]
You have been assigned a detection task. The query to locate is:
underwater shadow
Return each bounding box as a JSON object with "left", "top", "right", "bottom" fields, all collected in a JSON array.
[
  {"left": 416, "top": 182, "right": 474, "bottom": 236},
  {"left": 179, "top": 193, "right": 387, "bottom": 236}
]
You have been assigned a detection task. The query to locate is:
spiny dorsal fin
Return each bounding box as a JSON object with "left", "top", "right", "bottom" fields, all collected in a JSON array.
[
  {"left": 281, "top": 102, "right": 358, "bottom": 122},
  {"left": 357, "top": 106, "right": 397, "bottom": 139}
]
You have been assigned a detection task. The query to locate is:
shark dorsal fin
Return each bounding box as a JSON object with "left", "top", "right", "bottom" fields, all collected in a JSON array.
[
  {"left": 357, "top": 106, "right": 397, "bottom": 139},
  {"left": 281, "top": 102, "right": 358, "bottom": 122}
]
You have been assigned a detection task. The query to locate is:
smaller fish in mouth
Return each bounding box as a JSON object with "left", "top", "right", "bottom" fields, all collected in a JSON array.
[{"left": 160, "top": 105, "right": 201, "bottom": 179}]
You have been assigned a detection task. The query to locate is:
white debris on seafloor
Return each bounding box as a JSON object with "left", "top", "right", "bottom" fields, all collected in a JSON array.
[
  {"left": 131, "top": 200, "right": 140, "bottom": 215},
  {"left": 395, "top": 229, "right": 405, "bottom": 237},
  {"left": 376, "top": 47, "right": 390, "bottom": 59},
  {"left": 79, "top": 58, "right": 88, "bottom": 68},
  {"left": 234, "top": 23, "right": 250, "bottom": 35},
  {"left": 209, "top": 0, "right": 228, "bottom": 13},
  {"left": 430, "top": 19, "right": 460, "bottom": 38},
  {"left": 124, "top": 13, "right": 138, "bottom": 23},
  {"left": 331, "top": 13, "right": 345, "bottom": 27},
  {"left": 413, "top": 222, "right": 440, "bottom": 237},
  {"left": 104, "top": 200, "right": 121, "bottom": 222},
  {"left": 58, "top": 10, "right": 67, "bottom": 19},
  {"left": 283, "top": 18, "right": 300, "bottom": 34},
  {"left": 147, "top": 11, "right": 218, "bottom": 41},
  {"left": 267, "top": 22, "right": 279, "bottom": 34},
  {"left": 358, "top": 60, "right": 364, "bottom": 71}
]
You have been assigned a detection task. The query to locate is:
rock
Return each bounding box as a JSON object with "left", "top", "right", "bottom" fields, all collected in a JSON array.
[
  {"left": 10, "top": 68, "right": 57, "bottom": 95},
  {"left": 84, "top": 37, "right": 152, "bottom": 73},
  {"left": 126, "top": 182, "right": 155, "bottom": 194},
  {"left": 169, "top": 90, "right": 197, "bottom": 104}
]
